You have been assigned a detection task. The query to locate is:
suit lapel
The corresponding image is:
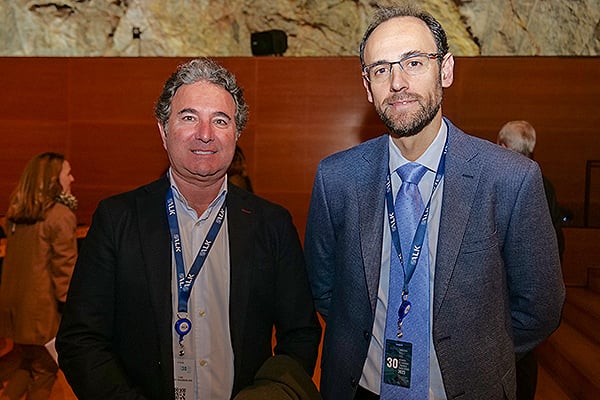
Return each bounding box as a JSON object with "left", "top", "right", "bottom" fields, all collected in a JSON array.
[
  {"left": 225, "top": 186, "right": 253, "bottom": 371},
  {"left": 135, "top": 180, "right": 253, "bottom": 383},
  {"left": 434, "top": 122, "right": 482, "bottom": 316},
  {"left": 136, "top": 178, "right": 174, "bottom": 367},
  {"left": 357, "top": 136, "right": 389, "bottom": 314},
  {"left": 354, "top": 128, "right": 482, "bottom": 321}
]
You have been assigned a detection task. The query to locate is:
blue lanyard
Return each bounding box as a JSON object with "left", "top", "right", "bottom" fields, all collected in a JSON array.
[
  {"left": 385, "top": 138, "right": 448, "bottom": 296},
  {"left": 166, "top": 188, "right": 226, "bottom": 314}
]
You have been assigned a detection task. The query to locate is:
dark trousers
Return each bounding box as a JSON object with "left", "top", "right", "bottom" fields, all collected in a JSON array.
[
  {"left": 354, "top": 386, "right": 380, "bottom": 400},
  {"left": 516, "top": 351, "right": 538, "bottom": 400}
]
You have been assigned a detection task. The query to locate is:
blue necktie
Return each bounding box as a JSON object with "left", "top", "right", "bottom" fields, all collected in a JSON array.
[{"left": 381, "top": 162, "right": 430, "bottom": 399}]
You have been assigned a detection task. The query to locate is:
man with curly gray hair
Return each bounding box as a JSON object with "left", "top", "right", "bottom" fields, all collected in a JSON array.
[{"left": 57, "top": 58, "right": 321, "bottom": 400}]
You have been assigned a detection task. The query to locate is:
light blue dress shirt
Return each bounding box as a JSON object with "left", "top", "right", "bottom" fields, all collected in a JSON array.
[
  {"left": 169, "top": 172, "right": 234, "bottom": 400},
  {"left": 360, "top": 122, "right": 448, "bottom": 399}
]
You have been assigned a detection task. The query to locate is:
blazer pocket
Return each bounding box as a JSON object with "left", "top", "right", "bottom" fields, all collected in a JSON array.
[{"left": 460, "top": 230, "right": 498, "bottom": 254}]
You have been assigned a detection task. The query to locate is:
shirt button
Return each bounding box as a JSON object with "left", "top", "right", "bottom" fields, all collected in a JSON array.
[
  {"left": 199, "top": 360, "right": 207, "bottom": 367},
  {"left": 199, "top": 311, "right": 206, "bottom": 317}
]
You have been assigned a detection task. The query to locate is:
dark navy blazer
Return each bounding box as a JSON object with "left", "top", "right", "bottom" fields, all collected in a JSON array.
[{"left": 57, "top": 177, "right": 321, "bottom": 399}]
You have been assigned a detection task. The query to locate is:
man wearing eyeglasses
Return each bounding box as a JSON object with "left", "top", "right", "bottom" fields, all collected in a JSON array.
[{"left": 304, "top": 4, "right": 564, "bottom": 400}]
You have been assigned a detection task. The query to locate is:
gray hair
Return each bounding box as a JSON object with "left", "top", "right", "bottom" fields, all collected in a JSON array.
[
  {"left": 359, "top": 3, "right": 449, "bottom": 69},
  {"left": 154, "top": 58, "right": 249, "bottom": 134},
  {"left": 498, "top": 120, "right": 537, "bottom": 159}
]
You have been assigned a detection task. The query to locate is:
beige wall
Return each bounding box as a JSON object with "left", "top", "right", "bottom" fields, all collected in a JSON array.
[{"left": 0, "top": 0, "right": 598, "bottom": 57}]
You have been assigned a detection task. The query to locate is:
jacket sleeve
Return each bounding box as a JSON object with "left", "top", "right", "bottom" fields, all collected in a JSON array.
[
  {"left": 45, "top": 205, "right": 78, "bottom": 303},
  {"left": 504, "top": 161, "right": 565, "bottom": 354},
  {"left": 304, "top": 163, "right": 336, "bottom": 319},
  {"left": 270, "top": 206, "right": 322, "bottom": 376}
]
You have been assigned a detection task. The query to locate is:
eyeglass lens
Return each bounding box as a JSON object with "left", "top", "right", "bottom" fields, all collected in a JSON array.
[{"left": 367, "top": 54, "right": 435, "bottom": 82}]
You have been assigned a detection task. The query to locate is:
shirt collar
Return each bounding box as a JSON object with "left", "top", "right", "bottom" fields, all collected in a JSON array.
[
  {"left": 167, "top": 168, "right": 228, "bottom": 220},
  {"left": 388, "top": 121, "right": 448, "bottom": 174}
]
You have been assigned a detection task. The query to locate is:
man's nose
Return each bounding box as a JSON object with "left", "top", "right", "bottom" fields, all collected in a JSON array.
[
  {"left": 389, "top": 64, "right": 409, "bottom": 91},
  {"left": 194, "top": 121, "right": 214, "bottom": 142}
]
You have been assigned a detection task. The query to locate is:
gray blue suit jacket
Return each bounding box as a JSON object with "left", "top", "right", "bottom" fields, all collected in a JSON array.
[
  {"left": 304, "top": 119, "right": 565, "bottom": 400},
  {"left": 57, "top": 177, "right": 321, "bottom": 400}
]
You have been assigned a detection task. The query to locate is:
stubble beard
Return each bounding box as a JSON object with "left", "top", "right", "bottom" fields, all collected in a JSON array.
[{"left": 377, "top": 83, "right": 443, "bottom": 138}]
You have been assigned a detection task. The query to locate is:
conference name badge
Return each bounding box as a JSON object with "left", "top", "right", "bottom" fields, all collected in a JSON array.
[{"left": 383, "top": 339, "right": 412, "bottom": 388}]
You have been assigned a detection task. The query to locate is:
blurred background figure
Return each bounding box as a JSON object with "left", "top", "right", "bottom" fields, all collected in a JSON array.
[
  {"left": 228, "top": 145, "right": 254, "bottom": 192},
  {"left": 497, "top": 120, "right": 564, "bottom": 400},
  {"left": 0, "top": 152, "right": 77, "bottom": 400},
  {"left": 497, "top": 120, "right": 565, "bottom": 260}
]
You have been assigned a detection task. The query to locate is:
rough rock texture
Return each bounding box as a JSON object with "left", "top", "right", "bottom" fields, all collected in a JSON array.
[
  {"left": 458, "top": 0, "right": 600, "bottom": 55},
  {"left": 0, "top": 0, "right": 597, "bottom": 56}
]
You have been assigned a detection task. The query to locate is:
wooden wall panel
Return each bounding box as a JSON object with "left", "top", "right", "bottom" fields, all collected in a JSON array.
[
  {"left": 0, "top": 59, "right": 69, "bottom": 122},
  {"left": 0, "top": 121, "right": 70, "bottom": 211},
  {"left": 67, "top": 58, "right": 188, "bottom": 123},
  {"left": 443, "top": 57, "right": 600, "bottom": 223},
  {"left": 562, "top": 227, "right": 600, "bottom": 286},
  {"left": 0, "top": 56, "right": 598, "bottom": 234},
  {"left": 248, "top": 57, "right": 385, "bottom": 231},
  {"left": 69, "top": 122, "right": 167, "bottom": 185},
  {"left": 68, "top": 121, "right": 169, "bottom": 223}
]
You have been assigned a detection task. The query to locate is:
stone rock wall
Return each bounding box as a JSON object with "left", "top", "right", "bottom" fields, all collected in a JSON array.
[{"left": 0, "top": 0, "right": 597, "bottom": 56}]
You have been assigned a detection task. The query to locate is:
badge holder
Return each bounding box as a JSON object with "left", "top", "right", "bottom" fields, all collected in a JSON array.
[{"left": 175, "top": 315, "right": 192, "bottom": 356}]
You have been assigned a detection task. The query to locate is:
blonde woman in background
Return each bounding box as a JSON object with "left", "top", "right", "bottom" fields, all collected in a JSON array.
[{"left": 0, "top": 152, "right": 77, "bottom": 400}]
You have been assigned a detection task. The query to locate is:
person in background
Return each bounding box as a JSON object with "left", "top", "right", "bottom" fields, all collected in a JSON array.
[
  {"left": 0, "top": 152, "right": 77, "bottom": 400},
  {"left": 57, "top": 58, "right": 321, "bottom": 400},
  {"left": 497, "top": 120, "right": 565, "bottom": 261},
  {"left": 228, "top": 145, "right": 254, "bottom": 192},
  {"left": 304, "top": 3, "right": 565, "bottom": 399},
  {"left": 497, "top": 119, "right": 565, "bottom": 400}
]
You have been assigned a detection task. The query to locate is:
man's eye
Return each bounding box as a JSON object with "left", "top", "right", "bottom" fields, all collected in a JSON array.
[
  {"left": 214, "top": 118, "right": 229, "bottom": 126},
  {"left": 372, "top": 65, "right": 389, "bottom": 76},
  {"left": 405, "top": 59, "right": 424, "bottom": 69},
  {"left": 181, "top": 115, "right": 195, "bottom": 121}
]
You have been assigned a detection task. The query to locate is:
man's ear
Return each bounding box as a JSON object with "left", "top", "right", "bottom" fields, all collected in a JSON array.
[
  {"left": 362, "top": 76, "right": 374, "bottom": 103},
  {"left": 441, "top": 53, "right": 455, "bottom": 88}
]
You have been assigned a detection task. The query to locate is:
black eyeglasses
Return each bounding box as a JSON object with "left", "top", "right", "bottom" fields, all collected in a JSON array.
[{"left": 362, "top": 53, "right": 442, "bottom": 83}]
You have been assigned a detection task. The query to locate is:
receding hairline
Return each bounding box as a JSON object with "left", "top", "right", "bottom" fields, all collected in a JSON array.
[
  {"left": 359, "top": 6, "right": 449, "bottom": 69},
  {"left": 365, "top": 15, "right": 439, "bottom": 50}
]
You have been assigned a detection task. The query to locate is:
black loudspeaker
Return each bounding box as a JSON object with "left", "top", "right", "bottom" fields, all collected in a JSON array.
[{"left": 251, "top": 30, "right": 288, "bottom": 56}]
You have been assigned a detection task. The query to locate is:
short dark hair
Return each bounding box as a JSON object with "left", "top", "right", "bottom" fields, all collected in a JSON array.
[
  {"left": 359, "top": 4, "right": 449, "bottom": 69},
  {"left": 154, "top": 58, "right": 249, "bottom": 134}
]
